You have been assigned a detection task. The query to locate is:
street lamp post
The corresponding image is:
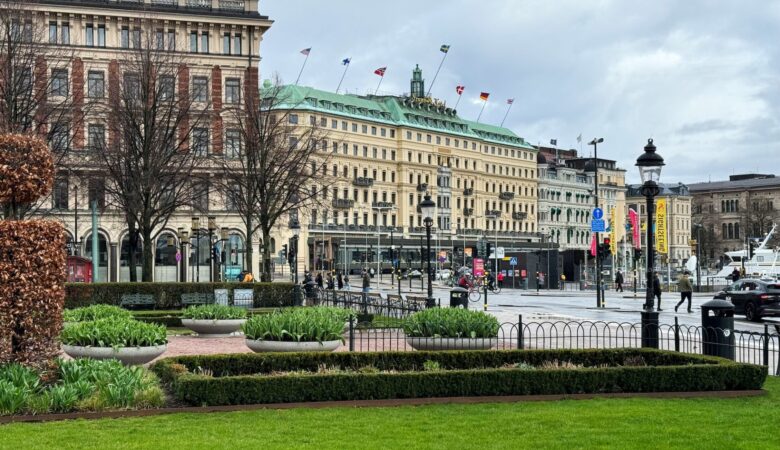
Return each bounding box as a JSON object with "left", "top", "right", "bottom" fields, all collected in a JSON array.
[
  {"left": 73, "top": 184, "right": 79, "bottom": 256},
  {"left": 290, "top": 220, "right": 302, "bottom": 305},
  {"left": 589, "top": 137, "right": 604, "bottom": 308},
  {"left": 191, "top": 217, "right": 200, "bottom": 282},
  {"left": 218, "top": 227, "right": 229, "bottom": 282},
  {"left": 636, "top": 138, "right": 665, "bottom": 348},
  {"left": 420, "top": 194, "right": 436, "bottom": 307},
  {"left": 177, "top": 228, "right": 189, "bottom": 283},
  {"left": 694, "top": 223, "right": 703, "bottom": 292},
  {"left": 208, "top": 216, "right": 217, "bottom": 282}
]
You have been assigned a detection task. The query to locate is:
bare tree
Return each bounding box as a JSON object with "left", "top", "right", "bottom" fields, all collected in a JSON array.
[
  {"left": 91, "top": 27, "right": 208, "bottom": 281},
  {"left": 215, "top": 78, "right": 332, "bottom": 281},
  {"left": 0, "top": 0, "right": 86, "bottom": 219},
  {"left": 742, "top": 195, "right": 778, "bottom": 245}
]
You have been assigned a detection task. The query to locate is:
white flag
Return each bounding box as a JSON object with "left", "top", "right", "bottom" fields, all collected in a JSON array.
[{"left": 576, "top": 133, "right": 582, "bottom": 143}]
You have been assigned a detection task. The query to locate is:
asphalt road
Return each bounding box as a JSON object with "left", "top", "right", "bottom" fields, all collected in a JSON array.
[{"left": 368, "top": 278, "right": 775, "bottom": 334}]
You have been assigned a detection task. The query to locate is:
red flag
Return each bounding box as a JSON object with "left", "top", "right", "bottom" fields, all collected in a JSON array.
[
  {"left": 507, "top": 98, "right": 514, "bottom": 105},
  {"left": 456, "top": 85, "right": 465, "bottom": 95},
  {"left": 590, "top": 233, "right": 597, "bottom": 256},
  {"left": 479, "top": 92, "right": 490, "bottom": 101},
  {"left": 374, "top": 66, "right": 387, "bottom": 76}
]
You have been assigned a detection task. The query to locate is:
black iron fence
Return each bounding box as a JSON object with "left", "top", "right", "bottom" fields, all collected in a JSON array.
[
  {"left": 319, "top": 289, "right": 427, "bottom": 319},
  {"left": 339, "top": 316, "right": 780, "bottom": 376}
]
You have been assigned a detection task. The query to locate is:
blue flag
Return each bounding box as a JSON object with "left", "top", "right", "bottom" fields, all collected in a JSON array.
[{"left": 342, "top": 58, "right": 351, "bottom": 65}]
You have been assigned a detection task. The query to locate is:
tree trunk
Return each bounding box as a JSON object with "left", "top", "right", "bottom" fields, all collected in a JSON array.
[
  {"left": 141, "top": 228, "right": 154, "bottom": 282},
  {"left": 127, "top": 219, "right": 138, "bottom": 282},
  {"left": 261, "top": 227, "right": 272, "bottom": 282},
  {"left": 245, "top": 216, "right": 254, "bottom": 275}
]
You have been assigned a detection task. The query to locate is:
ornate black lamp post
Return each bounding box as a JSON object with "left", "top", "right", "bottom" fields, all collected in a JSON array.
[
  {"left": 636, "top": 138, "right": 664, "bottom": 348},
  {"left": 420, "top": 194, "right": 436, "bottom": 307},
  {"left": 191, "top": 217, "right": 200, "bottom": 282},
  {"left": 177, "top": 227, "right": 189, "bottom": 282},
  {"left": 208, "top": 216, "right": 217, "bottom": 282},
  {"left": 290, "top": 219, "right": 302, "bottom": 305}
]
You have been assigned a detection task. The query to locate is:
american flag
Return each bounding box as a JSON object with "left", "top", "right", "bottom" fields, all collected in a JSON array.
[
  {"left": 300, "top": 47, "right": 311, "bottom": 56},
  {"left": 456, "top": 85, "right": 465, "bottom": 95},
  {"left": 374, "top": 67, "right": 387, "bottom": 76}
]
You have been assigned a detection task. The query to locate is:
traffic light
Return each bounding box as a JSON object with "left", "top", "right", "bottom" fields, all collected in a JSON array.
[
  {"left": 486, "top": 242, "right": 492, "bottom": 259},
  {"left": 634, "top": 248, "right": 642, "bottom": 261},
  {"left": 748, "top": 239, "right": 756, "bottom": 259},
  {"left": 281, "top": 244, "right": 288, "bottom": 261}
]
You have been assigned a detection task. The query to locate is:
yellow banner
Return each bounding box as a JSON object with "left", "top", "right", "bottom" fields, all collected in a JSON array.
[
  {"left": 656, "top": 198, "right": 668, "bottom": 254},
  {"left": 609, "top": 207, "right": 617, "bottom": 255}
]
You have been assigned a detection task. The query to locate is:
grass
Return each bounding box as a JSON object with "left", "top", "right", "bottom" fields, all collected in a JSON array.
[{"left": 2, "top": 377, "right": 779, "bottom": 449}]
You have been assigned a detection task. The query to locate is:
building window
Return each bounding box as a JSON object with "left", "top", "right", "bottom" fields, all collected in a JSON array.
[
  {"left": 49, "top": 22, "right": 57, "bottom": 44},
  {"left": 87, "top": 71, "right": 104, "bottom": 98},
  {"left": 189, "top": 31, "right": 197, "bottom": 52},
  {"left": 50, "top": 124, "right": 69, "bottom": 153},
  {"left": 131, "top": 28, "right": 141, "bottom": 48},
  {"left": 160, "top": 76, "right": 175, "bottom": 101},
  {"left": 61, "top": 22, "right": 69, "bottom": 44},
  {"left": 88, "top": 179, "right": 105, "bottom": 209},
  {"left": 85, "top": 24, "right": 94, "bottom": 46},
  {"left": 50, "top": 69, "right": 68, "bottom": 97},
  {"left": 97, "top": 25, "right": 106, "bottom": 47},
  {"left": 52, "top": 176, "right": 68, "bottom": 210},
  {"left": 166, "top": 29, "right": 175, "bottom": 50},
  {"left": 225, "top": 129, "right": 241, "bottom": 158},
  {"left": 225, "top": 78, "right": 240, "bottom": 104},
  {"left": 192, "top": 128, "right": 209, "bottom": 156},
  {"left": 121, "top": 27, "right": 130, "bottom": 48},
  {"left": 233, "top": 34, "right": 242, "bottom": 55},
  {"left": 200, "top": 33, "right": 209, "bottom": 53},
  {"left": 88, "top": 124, "right": 105, "bottom": 151},
  {"left": 288, "top": 114, "right": 298, "bottom": 124},
  {"left": 156, "top": 29, "right": 165, "bottom": 50},
  {"left": 223, "top": 33, "right": 230, "bottom": 55},
  {"left": 192, "top": 76, "right": 208, "bottom": 102}
]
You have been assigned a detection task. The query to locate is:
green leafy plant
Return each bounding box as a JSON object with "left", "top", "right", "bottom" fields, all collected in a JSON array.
[
  {"left": 423, "top": 360, "right": 441, "bottom": 371},
  {"left": 242, "top": 307, "right": 350, "bottom": 343},
  {"left": 0, "top": 380, "right": 30, "bottom": 415},
  {"left": 63, "top": 305, "right": 133, "bottom": 323},
  {"left": 60, "top": 318, "right": 167, "bottom": 348},
  {"left": 181, "top": 305, "right": 248, "bottom": 320},
  {"left": 403, "top": 308, "right": 500, "bottom": 338}
]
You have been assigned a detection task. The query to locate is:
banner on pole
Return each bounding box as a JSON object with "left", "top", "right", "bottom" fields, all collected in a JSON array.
[
  {"left": 609, "top": 207, "right": 617, "bottom": 255},
  {"left": 656, "top": 198, "right": 668, "bottom": 254},
  {"left": 629, "top": 208, "right": 640, "bottom": 249}
]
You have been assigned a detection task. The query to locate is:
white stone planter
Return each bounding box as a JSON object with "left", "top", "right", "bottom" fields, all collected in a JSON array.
[
  {"left": 245, "top": 339, "right": 341, "bottom": 353},
  {"left": 62, "top": 344, "right": 167, "bottom": 365},
  {"left": 405, "top": 337, "right": 496, "bottom": 351},
  {"left": 181, "top": 319, "right": 246, "bottom": 337}
]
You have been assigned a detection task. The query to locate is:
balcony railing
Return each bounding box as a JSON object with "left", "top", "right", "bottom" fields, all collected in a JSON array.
[
  {"left": 485, "top": 209, "right": 502, "bottom": 218},
  {"left": 463, "top": 208, "right": 474, "bottom": 217},
  {"left": 372, "top": 201, "right": 395, "bottom": 209},
  {"left": 352, "top": 177, "right": 374, "bottom": 187},
  {"left": 463, "top": 188, "right": 474, "bottom": 196},
  {"left": 219, "top": 0, "right": 245, "bottom": 10},
  {"left": 499, "top": 191, "right": 515, "bottom": 201},
  {"left": 331, "top": 199, "right": 354, "bottom": 209},
  {"left": 186, "top": 0, "right": 212, "bottom": 8},
  {"left": 512, "top": 212, "right": 528, "bottom": 220},
  {"left": 416, "top": 183, "right": 428, "bottom": 192}
]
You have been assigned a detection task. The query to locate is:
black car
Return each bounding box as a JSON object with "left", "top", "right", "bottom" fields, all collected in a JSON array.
[{"left": 714, "top": 279, "right": 780, "bottom": 321}]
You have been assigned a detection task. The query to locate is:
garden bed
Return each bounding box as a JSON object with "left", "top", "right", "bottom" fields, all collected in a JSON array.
[{"left": 152, "top": 348, "right": 767, "bottom": 406}]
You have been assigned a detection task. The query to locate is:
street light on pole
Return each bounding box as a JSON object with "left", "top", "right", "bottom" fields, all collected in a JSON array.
[
  {"left": 219, "top": 227, "right": 229, "bottom": 282},
  {"left": 588, "top": 137, "right": 604, "bottom": 308},
  {"left": 636, "top": 138, "right": 664, "bottom": 348},
  {"left": 177, "top": 228, "right": 189, "bottom": 283},
  {"left": 290, "top": 219, "right": 302, "bottom": 305},
  {"left": 207, "top": 216, "right": 217, "bottom": 282},
  {"left": 694, "top": 223, "right": 703, "bottom": 292},
  {"left": 485, "top": 212, "right": 499, "bottom": 276},
  {"left": 191, "top": 217, "right": 200, "bottom": 282},
  {"left": 420, "top": 193, "right": 436, "bottom": 308}
]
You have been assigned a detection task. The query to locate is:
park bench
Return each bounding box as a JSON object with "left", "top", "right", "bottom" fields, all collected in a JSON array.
[
  {"left": 119, "top": 293, "right": 156, "bottom": 310},
  {"left": 180, "top": 293, "right": 214, "bottom": 307}
]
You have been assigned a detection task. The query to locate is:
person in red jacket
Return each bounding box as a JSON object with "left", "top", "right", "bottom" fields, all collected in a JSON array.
[{"left": 497, "top": 271, "right": 505, "bottom": 288}]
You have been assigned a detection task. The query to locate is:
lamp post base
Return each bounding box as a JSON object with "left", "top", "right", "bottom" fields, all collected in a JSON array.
[{"left": 641, "top": 311, "right": 659, "bottom": 348}]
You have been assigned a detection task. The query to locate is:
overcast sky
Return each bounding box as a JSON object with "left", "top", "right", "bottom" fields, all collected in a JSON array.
[{"left": 258, "top": 0, "right": 780, "bottom": 185}]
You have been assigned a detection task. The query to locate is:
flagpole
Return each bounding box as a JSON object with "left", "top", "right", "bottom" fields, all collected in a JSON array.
[
  {"left": 499, "top": 102, "right": 513, "bottom": 127},
  {"left": 426, "top": 52, "right": 448, "bottom": 97},
  {"left": 374, "top": 75, "right": 384, "bottom": 96},
  {"left": 453, "top": 95, "right": 462, "bottom": 110},
  {"left": 294, "top": 52, "right": 310, "bottom": 86},
  {"left": 476, "top": 100, "right": 487, "bottom": 123},
  {"left": 336, "top": 62, "right": 350, "bottom": 94}
]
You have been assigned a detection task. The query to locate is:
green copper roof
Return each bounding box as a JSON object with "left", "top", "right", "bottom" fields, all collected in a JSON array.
[{"left": 267, "top": 84, "right": 534, "bottom": 149}]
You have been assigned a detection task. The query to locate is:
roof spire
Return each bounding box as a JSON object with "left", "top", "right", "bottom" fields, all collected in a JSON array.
[{"left": 410, "top": 64, "right": 425, "bottom": 98}]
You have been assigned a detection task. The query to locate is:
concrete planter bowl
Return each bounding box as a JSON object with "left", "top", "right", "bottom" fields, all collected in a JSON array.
[
  {"left": 245, "top": 339, "right": 341, "bottom": 353},
  {"left": 181, "top": 319, "right": 246, "bottom": 337},
  {"left": 405, "top": 337, "right": 496, "bottom": 351},
  {"left": 61, "top": 345, "right": 167, "bottom": 365}
]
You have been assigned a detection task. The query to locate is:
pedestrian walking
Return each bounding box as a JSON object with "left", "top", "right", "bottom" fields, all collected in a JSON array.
[
  {"left": 337, "top": 272, "right": 344, "bottom": 290},
  {"left": 653, "top": 271, "right": 663, "bottom": 311},
  {"left": 344, "top": 274, "right": 351, "bottom": 290},
  {"left": 615, "top": 270, "right": 624, "bottom": 292},
  {"left": 675, "top": 271, "right": 693, "bottom": 313},
  {"left": 362, "top": 270, "right": 371, "bottom": 293},
  {"left": 326, "top": 273, "right": 335, "bottom": 290},
  {"left": 497, "top": 271, "right": 504, "bottom": 288},
  {"left": 315, "top": 272, "right": 323, "bottom": 289}
]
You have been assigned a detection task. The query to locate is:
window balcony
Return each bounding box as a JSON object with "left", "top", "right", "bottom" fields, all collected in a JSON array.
[
  {"left": 463, "top": 208, "right": 474, "bottom": 217},
  {"left": 512, "top": 212, "right": 528, "bottom": 221},
  {"left": 331, "top": 199, "right": 354, "bottom": 209},
  {"left": 372, "top": 201, "right": 395, "bottom": 209},
  {"left": 463, "top": 188, "right": 474, "bottom": 196},
  {"left": 416, "top": 183, "right": 428, "bottom": 192},
  {"left": 499, "top": 191, "right": 515, "bottom": 201},
  {"left": 352, "top": 177, "right": 374, "bottom": 187}
]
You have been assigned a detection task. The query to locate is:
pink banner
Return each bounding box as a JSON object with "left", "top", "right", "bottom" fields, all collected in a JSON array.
[
  {"left": 629, "top": 208, "right": 640, "bottom": 249},
  {"left": 590, "top": 233, "right": 597, "bottom": 256},
  {"left": 473, "top": 258, "right": 485, "bottom": 277}
]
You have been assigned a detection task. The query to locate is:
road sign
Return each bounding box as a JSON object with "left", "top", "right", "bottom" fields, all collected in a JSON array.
[
  {"left": 495, "top": 247, "right": 505, "bottom": 259},
  {"left": 509, "top": 256, "right": 518, "bottom": 266},
  {"left": 591, "top": 219, "right": 606, "bottom": 232},
  {"left": 593, "top": 208, "right": 604, "bottom": 220}
]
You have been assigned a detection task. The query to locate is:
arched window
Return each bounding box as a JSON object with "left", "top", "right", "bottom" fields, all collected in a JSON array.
[
  {"left": 120, "top": 233, "right": 144, "bottom": 282},
  {"left": 189, "top": 229, "right": 211, "bottom": 282},
  {"left": 722, "top": 223, "right": 727, "bottom": 239},
  {"left": 727, "top": 223, "right": 733, "bottom": 240},
  {"left": 734, "top": 223, "right": 740, "bottom": 240},
  {"left": 155, "top": 232, "right": 178, "bottom": 282}
]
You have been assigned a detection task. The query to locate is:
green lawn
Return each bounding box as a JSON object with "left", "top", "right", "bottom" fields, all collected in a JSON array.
[{"left": 3, "top": 377, "right": 780, "bottom": 449}]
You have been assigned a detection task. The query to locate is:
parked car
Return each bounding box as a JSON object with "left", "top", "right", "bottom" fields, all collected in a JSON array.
[
  {"left": 713, "top": 280, "right": 780, "bottom": 322},
  {"left": 436, "top": 269, "right": 452, "bottom": 280}
]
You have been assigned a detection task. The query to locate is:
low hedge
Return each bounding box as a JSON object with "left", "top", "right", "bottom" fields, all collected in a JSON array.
[
  {"left": 65, "top": 282, "right": 294, "bottom": 309},
  {"left": 152, "top": 349, "right": 767, "bottom": 406}
]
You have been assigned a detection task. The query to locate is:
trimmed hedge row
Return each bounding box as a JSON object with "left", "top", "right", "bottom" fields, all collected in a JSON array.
[
  {"left": 65, "top": 282, "right": 294, "bottom": 310},
  {"left": 152, "top": 349, "right": 767, "bottom": 406}
]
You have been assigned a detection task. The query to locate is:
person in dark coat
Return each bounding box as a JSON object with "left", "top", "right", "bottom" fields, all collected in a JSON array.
[
  {"left": 731, "top": 267, "right": 741, "bottom": 282},
  {"left": 326, "top": 273, "right": 335, "bottom": 290},
  {"left": 615, "top": 270, "right": 624, "bottom": 292},
  {"left": 337, "top": 272, "right": 344, "bottom": 290},
  {"left": 653, "top": 272, "right": 663, "bottom": 311},
  {"left": 315, "top": 272, "right": 323, "bottom": 289}
]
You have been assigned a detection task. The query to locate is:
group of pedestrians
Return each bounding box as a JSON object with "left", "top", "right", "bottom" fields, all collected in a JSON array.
[
  {"left": 302, "top": 269, "right": 376, "bottom": 293},
  {"left": 613, "top": 269, "right": 694, "bottom": 312}
]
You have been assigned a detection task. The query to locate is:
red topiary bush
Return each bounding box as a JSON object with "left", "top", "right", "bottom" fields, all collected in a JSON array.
[{"left": 0, "top": 134, "right": 65, "bottom": 368}]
